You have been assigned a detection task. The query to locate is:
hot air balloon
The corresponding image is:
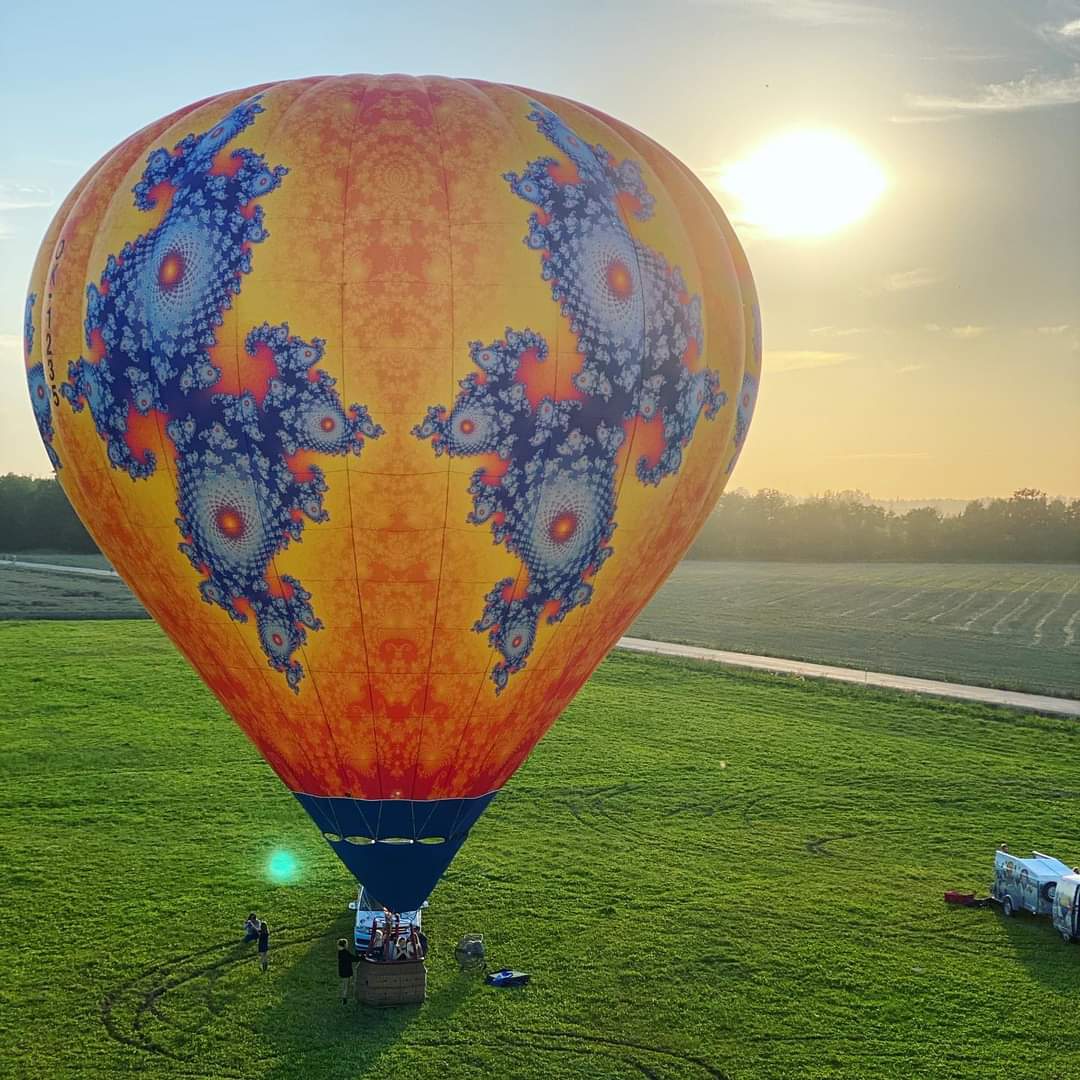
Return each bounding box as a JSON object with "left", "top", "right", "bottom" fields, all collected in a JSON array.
[{"left": 23, "top": 76, "right": 760, "bottom": 913}]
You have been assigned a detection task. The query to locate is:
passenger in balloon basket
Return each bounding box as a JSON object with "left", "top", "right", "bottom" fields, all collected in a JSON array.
[
  {"left": 368, "top": 919, "right": 387, "bottom": 959},
  {"left": 257, "top": 920, "right": 270, "bottom": 972},
  {"left": 382, "top": 914, "right": 400, "bottom": 962},
  {"left": 337, "top": 937, "right": 358, "bottom": 1003},
  {"left": 364, "top": 913, "right": 427, "bottom": 964}
]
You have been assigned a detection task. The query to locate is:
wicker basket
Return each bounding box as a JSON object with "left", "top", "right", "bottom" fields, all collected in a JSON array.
[{"left": 357, "top": 957, "right": 427, "bottom": 1006}]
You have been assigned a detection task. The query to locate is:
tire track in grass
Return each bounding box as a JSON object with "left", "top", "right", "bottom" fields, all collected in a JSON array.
[
  {"left": 551, "top": 780, "right": 912, "bottom": 869},
  {"left": 507, "top": 1029, "right": 728, "bottom": 1079},
  {"left": 805, "top": 833, "right": 856, "bottom": 855},
  {"left": 101, "top": 924, "right": 323, "bottom": 1070},
  {"left": 957, "top": 573, "right": 1043, "bottom": 632},
  {"left": 397, "top": 1032, "right": 727, "bottom": 1079},
  {"left": 100, "top": 925, "right": 727, "bottom": 1078},
  {"left": 1031, "top": 580, "right": 1078, "bottom": 646},
  {"left": 544, "top": 780, "right": 786, "bottom": 858}
]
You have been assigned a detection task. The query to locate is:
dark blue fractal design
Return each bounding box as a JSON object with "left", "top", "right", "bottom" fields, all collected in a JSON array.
[
  {"left": 414, "top": 102, "right": 728, "bottom": 690},
  {"left": 726, "top": 302, "right": 761, "bottom": 474},
  {"left": 729, "top": 370, "right": 758, "bottom": 474},
  {"left": 25, "top": 293, "right": 61, "bottom": 469},
  {"left": 61, "top": 96, "right": 382, "bottom": 689}
]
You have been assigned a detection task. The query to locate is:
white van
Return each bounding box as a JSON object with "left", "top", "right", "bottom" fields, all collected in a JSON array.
[
  {"left": 348, "top": 885, "right": 424, "bottom": 950},
  {"left": 1054, "top": 874, "right": 1080, "bottom": 943}
]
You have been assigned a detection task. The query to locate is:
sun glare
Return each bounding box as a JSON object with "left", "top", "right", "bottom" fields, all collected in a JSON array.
[
  {"left": 267, "top": 849, "right": 298, "bottom": 883},
  {"left": 718, "top": 130, "right": 887, "bottom": 238}
]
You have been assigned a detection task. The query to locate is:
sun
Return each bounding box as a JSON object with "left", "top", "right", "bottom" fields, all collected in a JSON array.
[{"left": 716, "top": 130, "right": 887, "bottom": 238}]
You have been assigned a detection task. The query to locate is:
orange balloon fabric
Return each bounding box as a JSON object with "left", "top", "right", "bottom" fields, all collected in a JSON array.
[{"left": 24, "top": 75, "right": 759, "bottom": 903}]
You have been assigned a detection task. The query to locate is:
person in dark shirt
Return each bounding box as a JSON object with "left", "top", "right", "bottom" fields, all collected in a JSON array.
[
  {"left": 257, "top": 920, "right": 270, "bottom": 972},
  {"left": 337, "top": 937, "right": 357, "bottom": 1002}
]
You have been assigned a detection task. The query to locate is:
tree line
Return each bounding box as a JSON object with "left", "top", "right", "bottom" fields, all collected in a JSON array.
[
  {"left": 2, "top": 473, "right": 1077, "bottom": 563},
  {"left": 687, "top": 488, "right": 1080, "bottom": 563},
  {"left": 0, "top": 474, "right": 99, "bottom": 553}
]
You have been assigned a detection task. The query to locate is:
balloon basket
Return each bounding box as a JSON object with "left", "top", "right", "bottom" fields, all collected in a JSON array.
[{"left": 357, "top": 956, "right": 427, "bottom": 1006}]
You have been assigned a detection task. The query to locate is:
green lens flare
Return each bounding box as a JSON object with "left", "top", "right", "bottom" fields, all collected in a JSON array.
[{"left": 267, "top": 849, "right": 298, "bottom": 883}]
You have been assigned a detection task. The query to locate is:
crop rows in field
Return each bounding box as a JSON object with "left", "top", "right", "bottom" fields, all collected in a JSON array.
[
  {"left": 3, "top": 555, "right": 1076, "bottom": 697},
  {"left": 0, "top": 552, "right": 114, "bottom": 570},
  {"left": 0, "top": 560, "right": 146, "bottom": 620},
  {"left": 632, "top": 561, "right": 1080, "bottom": 699}
]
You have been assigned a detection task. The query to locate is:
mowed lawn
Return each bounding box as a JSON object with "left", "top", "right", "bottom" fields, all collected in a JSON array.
[
  {"left": 632, "top": 562, "right": 1080, "bottom": 699},
  {"left": 2, "top": 622, "right": 1079, "bottom": 1080}
]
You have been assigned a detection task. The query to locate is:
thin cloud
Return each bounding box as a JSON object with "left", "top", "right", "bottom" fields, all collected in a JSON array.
[
  {"left": 1037, "top": 324, "right": 1071, "bottom": 335},
  {"left": 830, "top": 451, "right": 931, "bottom": 461},
  {"left": 923, "top": 324, "right": 990, "bottom": 338},
  {"left": 690, "top": 0, "right": 890, "bottom": 25},
  {"left": 912, "top": 47, "right": 1011, "bottom": 66},
  {"left": 888, "top": 112, "right": 964, "bottom": 125},
  {"left": 1060, "top": 18, "right": 1080, "bottom": 37},
  {"left": 874, "top": 267, "right": 942, "bottom": 293},
  {"left": 810, "top": 325, "right": 872, "bottom": 337},
  {"left": 894, "top": 364, "right": 924, "bottom": 373},
  {"left": 0, "top": 183, "right": 53, "bottom": 211},
  {"left": 903, "top": 66, "right": 1080, "bottom": 117},
  {"left": 767, "top": 349, "right": 853, "bottom": 373}
]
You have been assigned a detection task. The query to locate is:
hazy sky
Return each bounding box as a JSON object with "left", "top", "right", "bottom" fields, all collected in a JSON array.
[{"left": 1, "top": 0, "right": 1077, "bottom": 498}]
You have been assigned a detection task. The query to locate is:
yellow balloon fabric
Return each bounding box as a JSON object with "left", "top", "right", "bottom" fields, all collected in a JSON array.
[{"left": 23, "top": 76, "right": 759, "bottom": 907}]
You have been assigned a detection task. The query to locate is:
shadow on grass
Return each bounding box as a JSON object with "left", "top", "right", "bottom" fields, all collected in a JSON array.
[
  {"left": 997, "top": 910, "right": 1080, "bottom": 991},
  {"left": 257, "top": 915, "right": 478, "bottom": 1080}
]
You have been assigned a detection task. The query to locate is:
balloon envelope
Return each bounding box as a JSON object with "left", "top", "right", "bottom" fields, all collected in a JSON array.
[{"left": 24, "top": 76, "right": 760, "bottom": 911}]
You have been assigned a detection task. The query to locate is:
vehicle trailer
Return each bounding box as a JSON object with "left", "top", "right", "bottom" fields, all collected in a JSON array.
[
  {"left": 992, "top": 850, "right": 1080, "bottom": 941},
  {"left": 1054, "top": 874, "right": 1080, "bottom": 943}
]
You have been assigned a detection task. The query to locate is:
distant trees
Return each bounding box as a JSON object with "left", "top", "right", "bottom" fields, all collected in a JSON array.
[
  {"left": 2, "top": 474, "right": 1077, "bottom": 563},
  {"left": 687, "top": 488, "right": 1080, "bottom": 563},
  {"left": 0, "top": 474, "right": 98, "bottom": 553}
]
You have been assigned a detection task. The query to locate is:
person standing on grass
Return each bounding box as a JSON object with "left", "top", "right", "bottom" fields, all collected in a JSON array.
[
  {"left": 257, "top": 920, "right": 270, "bottom": 972},
  {"left": 244, "top": 912, "right": 260, "bottom": 943},
  {"left": 338, "top": 937, "right": 357, "bottom": 1003}
]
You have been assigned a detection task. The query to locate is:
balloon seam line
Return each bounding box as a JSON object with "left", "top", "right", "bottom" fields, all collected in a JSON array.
[
  {"left": 407, "top": 76, "right": 457, "bottom": 805},
  {"left": 430, "top": 80, "right": 561, "bottom": 796},
  {"left": 335, "top": 74, "right": 383, "bottom": 801}
]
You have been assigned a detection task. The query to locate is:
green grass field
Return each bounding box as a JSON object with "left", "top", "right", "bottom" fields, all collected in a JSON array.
[
  {"left": 632, "top": 562, "right": 1080, "bottom": 699},
  {"left": 3, "top": 621, "right": 1079, "bottom": 1079}
]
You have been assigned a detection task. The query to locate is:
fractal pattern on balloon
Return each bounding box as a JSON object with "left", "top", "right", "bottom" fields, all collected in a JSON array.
[
  {"left": 24, "top": 293, "right": 62, "bottom": 469},
  {"left": 415, "top": 101, "right": 728, "bottom": 691},
  {"left": 61, "top": 96, "right": 382, "bottom": 689}
]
